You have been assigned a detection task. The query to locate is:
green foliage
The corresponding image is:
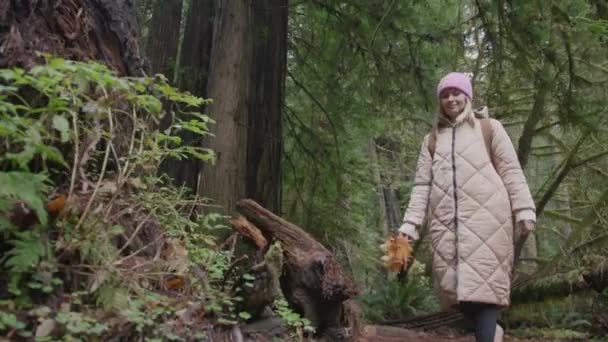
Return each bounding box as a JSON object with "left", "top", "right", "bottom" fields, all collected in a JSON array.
[
  {"left": 273, "top": 297, "right": 316, "bottom": 335},
  {"left": 55, "top": 311, "right": 108, "bottom": 338},
  {"left": 361, "top": 261, "right": 438, "bottom": 322},
  {"left": 0, "top": 56, "right": 235, "bottom": 340},
  {"left": 509, "top": 327, "right": 588, "bottom": 339},
  {"left": 503, "top": 293, "right": 596, "bottom": 338},
  {"left": 285, "top": 0, "right": 608, "bottom": 332},
  {"left": 0, "top": 311, "right": 26, "bottom": 331},
  {"left": 5, "top": 230, "right": 47, "bottom": 272},
  {"left": 0, "top": 172, "right": 50, "bottom": 227}
]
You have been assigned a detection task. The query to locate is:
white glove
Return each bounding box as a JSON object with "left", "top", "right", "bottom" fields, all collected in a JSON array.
[
  {"left": 398, "top": 222, "right": 419, "bottom": 241},
  {"left": 518, "top": 220, "right": 535, "bottom": 236}
]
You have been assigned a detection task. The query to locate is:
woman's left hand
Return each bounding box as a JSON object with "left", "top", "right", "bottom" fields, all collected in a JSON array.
[{"left": 519, "top": 220, "right": 535, "bottom": 236}]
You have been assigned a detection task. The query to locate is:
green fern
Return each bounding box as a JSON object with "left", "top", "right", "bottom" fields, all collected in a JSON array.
[
  {"left": 5, "top": 230, "right": 46, "bottom": 272},
  {"left": 0, "top": 171, "right": 49, "bottom": 227}
]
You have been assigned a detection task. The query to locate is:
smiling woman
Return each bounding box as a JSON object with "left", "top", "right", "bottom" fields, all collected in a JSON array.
[
  {"left": 440, "top": 89, "right": 467, "bottom": 118},
  {"left": 397, "top": 72, "right": 537, "bottom": 342}
]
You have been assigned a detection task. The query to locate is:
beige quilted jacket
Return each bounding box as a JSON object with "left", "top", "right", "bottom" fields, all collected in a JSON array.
[{"left": 401, "top": 108, "right": 536, "bottom": 309}]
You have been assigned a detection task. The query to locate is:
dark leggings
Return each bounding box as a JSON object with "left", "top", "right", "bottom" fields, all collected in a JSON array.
[{"left": 459, "top": 302, "right": 499, "bottom": 342}]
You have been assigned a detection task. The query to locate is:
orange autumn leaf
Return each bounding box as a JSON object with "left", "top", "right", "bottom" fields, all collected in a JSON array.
[
  {"left": 381, "top": 233, "right": 413, "bottom": 273},
  {"left": 164, "top": 275, "right": 186, "bottom": 290},
  {"left": 46, "top": 194, "right": 67, "bottom": 215}
]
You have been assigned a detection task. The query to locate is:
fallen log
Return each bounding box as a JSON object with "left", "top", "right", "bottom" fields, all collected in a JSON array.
[
  {"left": 511, "top": 261, "right": 608, "bottom": 303},
  {"left": 230, "top": 216, "right": 268, "bottom": 250},
  {"left": 235, "top": 199, "right": 361, "bottom": 341}
]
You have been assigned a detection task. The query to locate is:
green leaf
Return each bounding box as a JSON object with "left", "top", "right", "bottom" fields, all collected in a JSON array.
[
  {"left": 52, "top": 115, "right": 70, "bottom": 143},
  {"left": 37, "top": 145, "right": 67, "bottom": 167},
  {"left": 6, "top": 230, "right": 46, "bottom": 271},
  {"left": 5, "top": 146, "right": 36, "bottom": 170},
  {"left": 238, "top": 312, "right": 252, "bottom": 320},
  {"left": 0, "top": 171, "right": 49, "bottom": 225}
]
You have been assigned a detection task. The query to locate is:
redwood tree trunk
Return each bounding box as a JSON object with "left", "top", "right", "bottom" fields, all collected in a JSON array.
[
  {"left": 161, "top": 0, "right": 216, "bottom": 191},
  {"left": 197, "top": 0, "right": 286, "bottom": 214},
  {"left": 0, "top": 0, "right": 146, "bottom": 76},
  {"left": 146, "top": 0, "right": 183, "bottom": 78},
  {"left": 247, "top": 0, "right": 287, "bottom": 214},
  {"left": 177, "top": 0, "right": 215, "bottom": 95},
  {"left": 199, "top": 0, "right": 252, "bottom": 214}
]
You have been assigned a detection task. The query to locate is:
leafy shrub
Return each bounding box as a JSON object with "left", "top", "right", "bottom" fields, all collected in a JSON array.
[
  {"left": 0, "top": 57, "right": 253, "bottom": 340},
  {"left": 361, "top": 261, "right": 439, "bottom": 322}
]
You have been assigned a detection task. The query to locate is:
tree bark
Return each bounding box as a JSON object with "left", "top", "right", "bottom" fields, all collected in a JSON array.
[
  {"left": 199, "top": 0, "right": 286, "bottom": 215},
  {"left": 246, "top": 0, "right": 287, "bottom": 214},
  {"left": 177, "top": 0, "right": 215, "bottom": 95},
  {"left": 0, "top": 0, "right": 146, "bottom": 76},
  {"left": 230, "top": 216, "right": 268, "bottom": 250},
  {"left": 369, "top": 139, "right": 389, "bottom": 235},
  {"left": 517, "top": 62, "right": 552, "bottom": 169},
  {"left": 160, "top": 0, "right": 216, "bottom": 191},
  {"left": 591, "top": 0, "right": 608, "bottom": 19},
  {"left": 199, "top": 0, "right": 252, "bottom": 214},
  {"left": 146, "top": 0, "right": 183, "bottom": 79},
  {"left": 372, "top": 136, "right": 403, "bottom": 232}
]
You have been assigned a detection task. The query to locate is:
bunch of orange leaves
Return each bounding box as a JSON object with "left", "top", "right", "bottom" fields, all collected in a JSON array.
[{"left": 380, "top": 233, "right": 413, "bottom": 273}]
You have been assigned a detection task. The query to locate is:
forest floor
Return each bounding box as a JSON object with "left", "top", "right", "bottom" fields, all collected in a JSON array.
[{"left": 361, "top": 325, "right": 574, "bottom": 342}]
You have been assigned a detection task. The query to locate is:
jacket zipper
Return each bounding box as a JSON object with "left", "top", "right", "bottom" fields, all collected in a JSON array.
[{"left": 451, "top": 127, "right": 459, "bottom": 264}]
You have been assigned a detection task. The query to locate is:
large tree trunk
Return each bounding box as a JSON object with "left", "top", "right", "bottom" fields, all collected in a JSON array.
[
  {"left": 199, "top": 0, "right": 286, "bottom": 214},
  {"left": 177, "top": 0, "right": 215, "bottom": 95},
  {"left": 199, "top": 0, "right": 252, "bottom": 214},
  {"left": 157, "top": 0, "right": 216, "bottom": 190},
  {"left": 146, "top": 0, "right": 183, "bottom": 79},
  {"left": 246, "top": 0, "right": 286, "bottom": 214},
  {"left": 162, "top": 0, "right": 286, "bottom": 211},
  {"left": 0, "top": 0, "right": 146, "bottom": 76}
]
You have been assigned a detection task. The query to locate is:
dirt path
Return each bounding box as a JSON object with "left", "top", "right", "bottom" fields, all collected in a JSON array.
[{"left": 361, "top": 325, "right": 565, "bottom": 342}]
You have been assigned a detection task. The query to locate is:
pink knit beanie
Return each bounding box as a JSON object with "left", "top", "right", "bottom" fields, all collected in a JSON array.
[{"left": 436, "top": 72, "right": 473, "bottom": 100}]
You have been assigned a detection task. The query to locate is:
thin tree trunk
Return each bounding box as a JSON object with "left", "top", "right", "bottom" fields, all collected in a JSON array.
[
  {"left": 517, "top": 62, "right": 552, "bottom": 169},
  {"left": 146, "top": 0, "right": 183, "bottom": 78},
  {"left": 383, "top": 187, "right": 402, "bottom": 230},
  {"left": 369, "top": 139, "right": 389, "bottom": 235}
]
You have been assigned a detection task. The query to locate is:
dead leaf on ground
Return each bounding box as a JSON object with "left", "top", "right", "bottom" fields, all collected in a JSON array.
[
  {"left": 46, "top": 194, "right": 67, "bottom": 216},
  {"left": 163, "top": 275, "right": 186, "bottom": 291}
]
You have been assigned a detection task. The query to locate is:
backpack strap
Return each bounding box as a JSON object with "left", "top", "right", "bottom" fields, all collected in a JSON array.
[
  {"left": 427, "top": 129, "right": 437, "bottom": 158},
  {"left": 480, "top": 119, "right": 495, "bottom": 170}
]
